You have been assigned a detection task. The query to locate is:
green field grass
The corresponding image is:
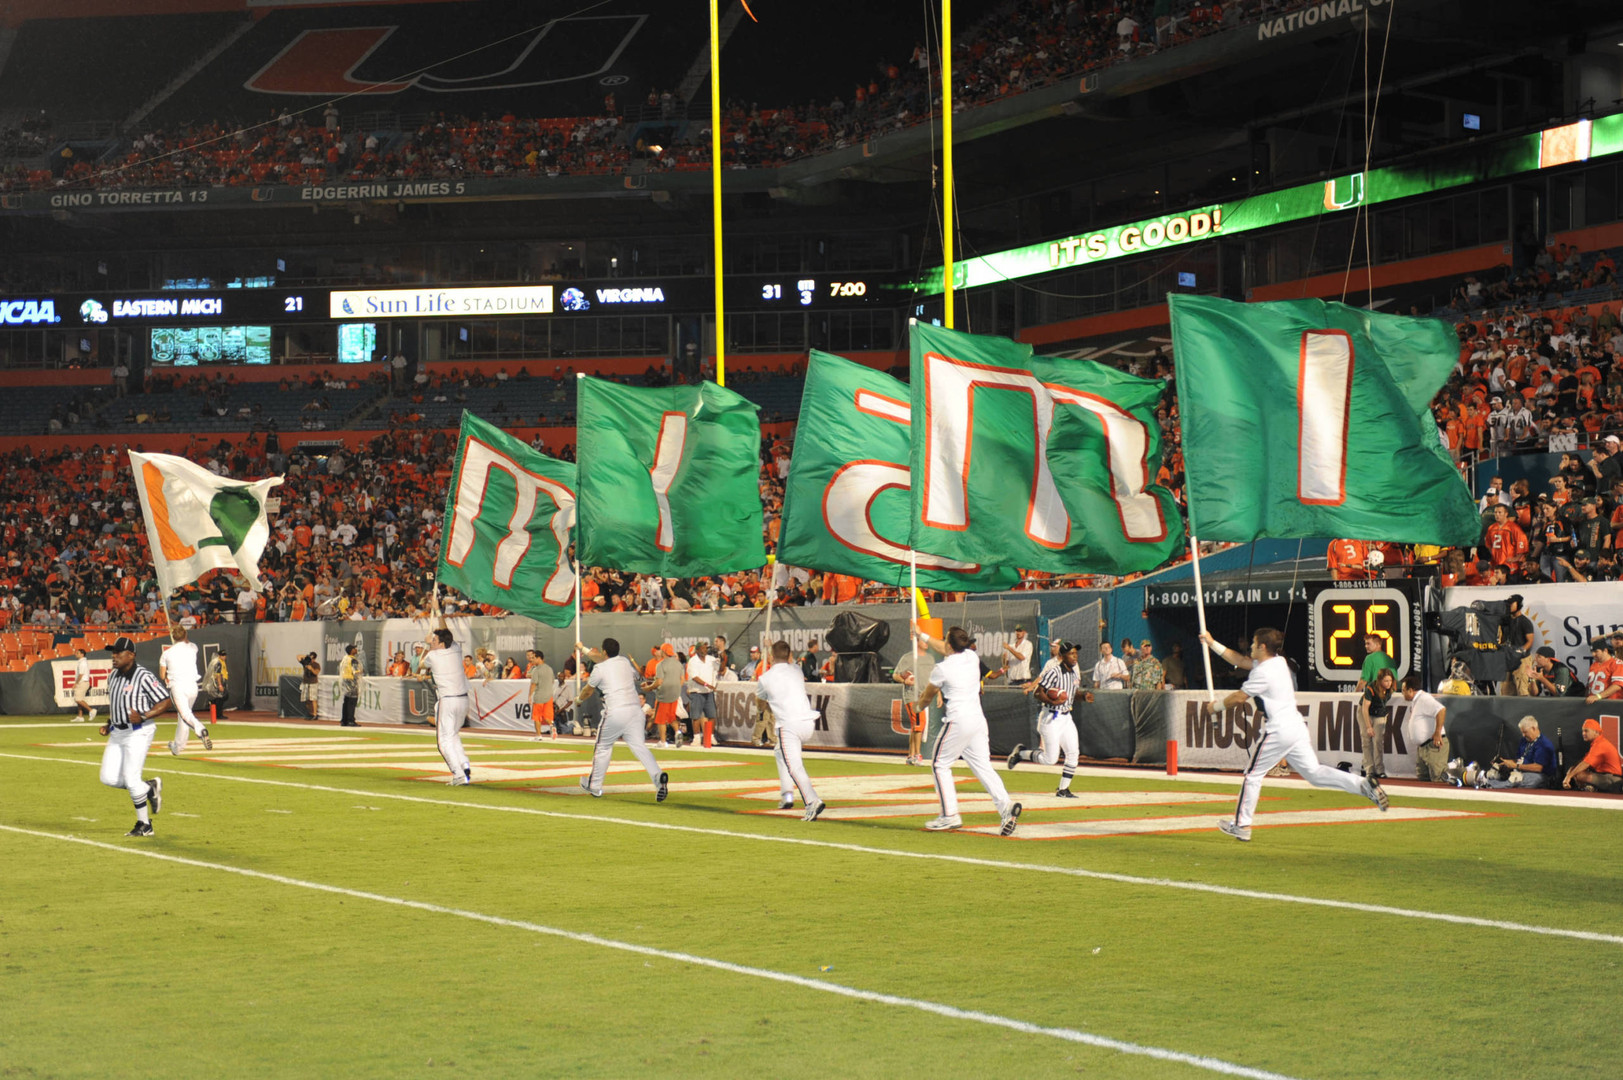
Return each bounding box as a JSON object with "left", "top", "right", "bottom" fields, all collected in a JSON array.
[{"left": 2, "top": 716, "right": 1619, "bottom": 1079}]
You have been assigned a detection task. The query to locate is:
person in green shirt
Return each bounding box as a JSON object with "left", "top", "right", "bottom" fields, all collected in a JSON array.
[{"left": 1357, "top": 633, "right": 1395, "bottom": 691}]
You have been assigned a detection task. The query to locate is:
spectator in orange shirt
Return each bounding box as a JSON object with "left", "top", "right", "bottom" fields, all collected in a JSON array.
[
  {"left": 1564, "top": 718, "right": 1622, "bottom": 793},
  {"left": 1483, "top": 505, "right": 1528, "bottom": 567},
  {"left": 1327, "top": 538, "right": 1371, "bottom": 580}
]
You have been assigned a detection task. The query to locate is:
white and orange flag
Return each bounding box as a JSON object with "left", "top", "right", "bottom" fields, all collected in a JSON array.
[{"left": 128, "top": 451, "right": 283, "bottom": 595}]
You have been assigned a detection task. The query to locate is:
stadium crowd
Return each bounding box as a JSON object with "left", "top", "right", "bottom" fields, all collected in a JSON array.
[{"left": 1, "top": 0, "right": 1327, "bottom": 194}]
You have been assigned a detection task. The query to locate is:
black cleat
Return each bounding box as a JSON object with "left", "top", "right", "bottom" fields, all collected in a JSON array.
[
  {"left": 126, "top": 821, "right": 154, "bottom": 837},
  {"left": 1054, "top": 788, "right": 1079, "bottom": 799},
  {"left": 147, "top": 776, "right": 162, "bottom": 816},
  {"left": 656, "top": 771, "right": 669, "bottom": 803},
  {"left": 1006, "top": 744, "right": 1026, "bottom": 771},
  {"left": 199, "top": 727, "right": 213, "bottom": 751}
]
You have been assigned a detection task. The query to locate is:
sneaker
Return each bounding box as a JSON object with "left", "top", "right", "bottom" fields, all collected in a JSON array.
[
  {"left": 657, "top": 741, "right": 670, "bottom": 749},
  {"left": 88, "top": 709, "right": 98, "bottom": 725},
  {"left": 1364, "top": 777, "right": 1389, "bottom": 812},
  {"left": 1053, "top": 788, "right": 1079, "bottom": 799},
  {"left": 147, "top": 776, "right": 162, "bottom": 816},
  {"left": 923, "top": 814, "right": 963, "bottom": 831},
  {"left": 656, "top": 772, "right": 670, "bottom": 803},
  {"left": 199, "top": 728, "right": 212, "bottom": 751},
  {"left": 71, "top": 716, "right": 85, "bottom": 723},
  {"left": 126, "top": 821, "right": 154, "bottom": 837},
  {"left": 1006, "top": 744, "right": 1026, "bottom": 771},
  {"left": 803, "top": 800, "right": 826, "bottom": 822},
  {"left": 167, "top": 740, "right": 180, "bottom": 757},
  {"left": 778, "top": 796, "right": 795, "bottom": 811},
  {"left": 1218, "top": 820, "right": 1252, "bottom": 841},
  {"left": 577, "top": 777, "right": 602, "bottom": 798},
  {"left": 999, "top": 802, "right": 1023, "bottom": 837}
]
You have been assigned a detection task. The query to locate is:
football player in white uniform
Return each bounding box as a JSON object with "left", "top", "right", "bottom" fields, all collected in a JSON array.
[
  {"left": 161, "top": 626, "right": 211, "bottom": 754},
  {"left": 913, "top": 626, "right": 1021, "bottom": 836},
  {"left": 576, "top": 637, "right": 668, "bottom": 802},
  {"left": 755, "top": 641, "right": 825, "bottom": 821}
]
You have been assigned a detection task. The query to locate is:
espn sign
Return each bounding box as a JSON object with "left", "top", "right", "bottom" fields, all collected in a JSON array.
[{"left": 50, "top": 658, "right": 113, "bottom": 708}]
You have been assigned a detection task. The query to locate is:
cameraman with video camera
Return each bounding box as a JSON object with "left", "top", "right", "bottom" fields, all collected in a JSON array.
[{"left": 299, "top": 651, "right": 321, "bottom": 720}]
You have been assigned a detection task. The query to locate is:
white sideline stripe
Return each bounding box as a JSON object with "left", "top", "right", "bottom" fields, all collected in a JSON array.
[
  {"left": 0, "top": 822, "right": 1303, "bottom": 1080},
  {"left": 5, "top": 751, "right": 1621, "bottom": 947}
]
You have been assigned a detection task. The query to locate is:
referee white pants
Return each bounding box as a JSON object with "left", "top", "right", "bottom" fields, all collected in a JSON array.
[
  {"left": 1034, "top": 713, "right": 1079, "bottom": 768},
  {"left": 773, "top": 717, "right": 820, "bottom": 807},
  {"left": 585, "top": 705, "right": 663, "bottom": 794},
  {"left": 100, "top": 723, "right": 155, "bottom": 805},
  {"left": 170, "top": 685, "right": 205, "bottom": 750},
  {"left": 932, "top": 717, "right": 1012, "bottom": 818},
  {"left": 1234, "top": 717, "right": 1367, "bottom": 828},
  {"left": 436, "top": 694, "right": 471, "bottom": 780}
]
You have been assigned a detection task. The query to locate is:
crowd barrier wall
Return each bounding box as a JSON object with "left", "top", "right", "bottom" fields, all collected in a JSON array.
[{"left": 0, "top": 626, "right": 256, "bottom": 716}]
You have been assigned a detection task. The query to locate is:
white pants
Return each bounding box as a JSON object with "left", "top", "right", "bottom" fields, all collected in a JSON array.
[
  {"left": 1034, "top": 713, "right": 1079, "bottom": 768},
  {"left": 932, "top": 717, "right": 1012, "bottom": 818},
  {"left": 170, "top": 685, "right": 205, "bottom": 749},
  {"left": 1234, "top": 718, "right": 1367, "bottom": 828},
  {"left": 586, "top": 705, "right": 663, "bottom": 793},
  {"left": 100, "top": 723, "right": 156, "bottom": 805},
  {"left": 774, "top": 718, "right": 820, "bottom": 806},
  {"left": 436, "top": 694, "right": 471, "bottom": 780}
]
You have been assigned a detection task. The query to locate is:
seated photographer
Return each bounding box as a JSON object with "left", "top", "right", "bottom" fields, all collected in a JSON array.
[
  {"left": 1479, "top": 716, "right": 1557, "bottom": 789},
  {"left": 1563, "top": 718, "right": 1623, "bottom": 793}
]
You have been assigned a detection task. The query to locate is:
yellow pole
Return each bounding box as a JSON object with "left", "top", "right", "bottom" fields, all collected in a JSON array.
[
  {"left": 941, "top": 0, "right": 954, "bottom": 330},
  {"left": 710, "top": 0, "right": 727, "bottom": 386}
]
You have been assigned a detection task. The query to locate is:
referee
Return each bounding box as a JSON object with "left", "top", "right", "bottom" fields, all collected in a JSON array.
[
  {"left": 101, "top": 636, "right": 174, "bottom": 837},
  {"left": 1005, "top": 640, "right": 1086, "bottom": 797}
]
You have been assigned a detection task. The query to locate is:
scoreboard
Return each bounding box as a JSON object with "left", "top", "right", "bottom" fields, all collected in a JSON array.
[
  {"left": 1306, "top": 583, "right": 1422, "bottom": 684},
  {"left": 0, "top": 274, "right": 906, "bottom": 331}
]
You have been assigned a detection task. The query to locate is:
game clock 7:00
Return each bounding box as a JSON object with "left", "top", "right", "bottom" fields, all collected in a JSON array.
[{"left": 1309, "top": 587, "right": 1411, "bottom": 682}]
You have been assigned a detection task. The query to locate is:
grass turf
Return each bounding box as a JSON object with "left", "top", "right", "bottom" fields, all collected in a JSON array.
[{"left": 1, "top": 717, "right": 1618, "bottom": 1079}]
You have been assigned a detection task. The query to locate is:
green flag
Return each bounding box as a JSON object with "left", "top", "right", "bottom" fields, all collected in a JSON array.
[
  {"left": 1168, "top": 294, "right": 1480, "bottom": 545},
  {"left": 778, "top": 351, "right": 1019, "bottom": 592},
  {"left": 576, "top": 377, "right": 767, "bottom": 576},
  {"left": 907, "top": 323, "right": 1185, "bottom": 575},
  {"left": 437, "top": 411, "right": 577, "bottom": 627}
]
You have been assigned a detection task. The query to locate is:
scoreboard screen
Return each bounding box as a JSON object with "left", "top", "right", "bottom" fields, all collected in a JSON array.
[{"left": 1308, "top": 586, "right": 1415, "bottom": 683}]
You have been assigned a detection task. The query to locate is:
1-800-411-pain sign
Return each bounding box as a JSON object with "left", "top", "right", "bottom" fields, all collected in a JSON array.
[{"left": 1308, "top": 586, "right": 1413, "bottom": 683}]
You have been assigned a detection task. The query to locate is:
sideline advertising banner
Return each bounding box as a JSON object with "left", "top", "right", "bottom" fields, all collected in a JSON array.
[{"left": 49, "top": 657, "right": 114, "bottom": 708}]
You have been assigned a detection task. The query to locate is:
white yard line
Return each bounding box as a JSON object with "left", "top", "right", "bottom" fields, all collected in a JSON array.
[
  {"left": 3, "top": 750, "right": 1619, "bottom": 947},
  {"left": 0, "top": 822, "right": 1306, "bottom": 1080}
]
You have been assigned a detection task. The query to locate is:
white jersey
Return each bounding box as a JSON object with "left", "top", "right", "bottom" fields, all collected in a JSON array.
[
  {"left": 755, "top": 662, "right": 819, "bottom": 725},
  {"left": 1240, "top": 655, "right": 1301, "bottom": 728},
  {"left": 423, "top": 645, "right": 470, "bottom": 697},
  {"left": 929, "top": 650, "right": 987, "bottom": 726},
  {"left": 160, "top": 641, "right": 200, "bottom": 689},
  {"left": 75, "top": 656, "right": 91, "bottom": 687},
  {"left": 588, "top": 654, "right": 643, "bottom": 713},
  {"left": 1403, "top": 690, "right": 1445, "bottom": 744}
]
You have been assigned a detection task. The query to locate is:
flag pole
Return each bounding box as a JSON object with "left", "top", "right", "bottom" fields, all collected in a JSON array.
[
  {"left": 573, "top": 557, "right": 583, "bottom": 706},
  {"left": 709, "top": 0, "right": 726, "bottom": 387},
  {"left": 1184, "top": 500, "right": 1217, "bottom": 703},
  {"left": 941, "top": 0, "right": 955, "bottom": 331}
]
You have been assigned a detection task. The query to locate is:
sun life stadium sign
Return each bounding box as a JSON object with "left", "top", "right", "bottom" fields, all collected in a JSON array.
[{"left": 328, "top": 286, "right": 554, "bottom": 319}]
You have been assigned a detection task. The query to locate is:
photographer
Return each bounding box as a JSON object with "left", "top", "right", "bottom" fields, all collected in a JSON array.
[{"left": 299, "top": 651, "right": 321, "bottom": 720}]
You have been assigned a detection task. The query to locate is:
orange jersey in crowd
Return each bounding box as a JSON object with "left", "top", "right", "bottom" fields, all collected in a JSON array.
[
  {"left": 1327, "top": 539, "right": 1371, "bottom": 580},
  {"left": 1483, "top": 521, "right": 1528, "bottom": 566},
  {"left": 387, "top": 660, "right": 409, "bottom": 676},
  {"left": 1586, "top": 657, "right": 1623, "bottom": 698}
]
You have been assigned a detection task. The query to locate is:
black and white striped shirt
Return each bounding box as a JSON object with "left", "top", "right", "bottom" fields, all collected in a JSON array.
[
  {"left": 1037, "top": 662, "right": 1081, "bottom": 720},
  {"left": 106, "top": 663, "right": 169, "bottom": 729}
]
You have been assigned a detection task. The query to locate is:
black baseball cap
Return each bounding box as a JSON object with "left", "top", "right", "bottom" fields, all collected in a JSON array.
[
  {"left": 111, "top": 636, "right": 137, "bottom": 653},
  {"left": 1536, "top": 646, "right": 1556, "bottom": 659}
]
